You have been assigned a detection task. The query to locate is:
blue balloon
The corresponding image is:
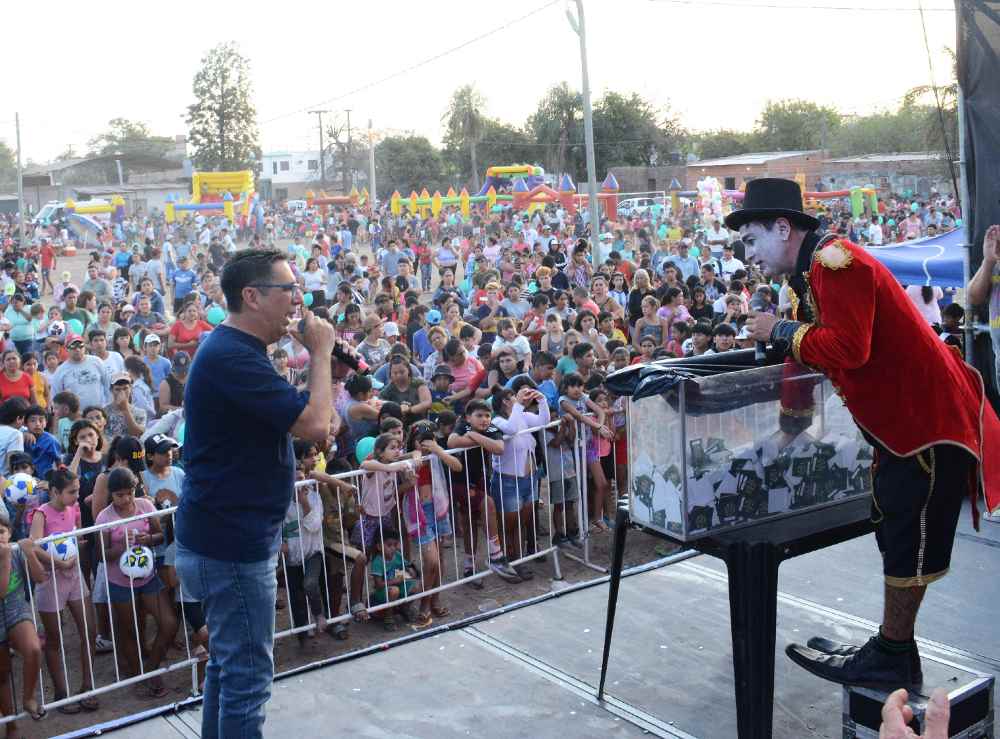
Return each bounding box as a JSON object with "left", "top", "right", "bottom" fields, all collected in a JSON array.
[{"left": 303, "top": 292, "right": 314, "bottom": 307}]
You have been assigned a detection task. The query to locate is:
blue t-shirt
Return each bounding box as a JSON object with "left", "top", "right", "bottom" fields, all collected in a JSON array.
[
  {"left": 504, "top": 373, "right": 559, "bottom": 411},
  {"left": 175, "top": 325, "right": 308, "bottom": 562},
  {"left": 28, "top": 431, "right": 62, "bottom": 477},
  {"left": 144, "top": 356, "right": 172, "bottom": 398},
  {"left": 172, "top": 269, "right": 198, "bottom": 299}
]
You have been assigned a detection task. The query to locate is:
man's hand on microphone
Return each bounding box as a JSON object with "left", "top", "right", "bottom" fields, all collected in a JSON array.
[
  {"left": 746, "top": 310, "right": 778, "bottom": 342},
  {"left": 295, "top": 310, "right": 337, "bottom": 355}
]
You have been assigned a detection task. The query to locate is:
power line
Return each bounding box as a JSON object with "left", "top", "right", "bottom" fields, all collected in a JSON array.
[
  {"left": 648, "top": 0, "right": 953, "bottom": 11},
  {"left": 258, "top": 0, "right": 560, "bottom": 127}
]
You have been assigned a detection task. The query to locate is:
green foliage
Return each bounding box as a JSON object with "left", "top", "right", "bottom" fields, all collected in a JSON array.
[
  {"left": 691, "top": 129, "right": 761, "bottom": 160},
  {"left": 593, "top": 91, "right": 686, "bottom": 174},
  {"left": 754, "top": 99, "right": 842, "bottom": 151},
  {"left": 87, "top": 118, "right": 172, "bottom": 158},
  {"left": 186, "top": 42, "right": 260, "bottom": 171},
  {"left": 828, "top": 106, "right": 934, "bottom": 156},
  {"left": 526, "top": 82, "right": 584, "bottom": 180},
  {"left": 0, "top": 141, "right": 15, "bottom": 183},
  {"left": 375, "top": 136, "right": 449, "bottom": 196},
  {"left": 442, "top": 85, "right": 486, "bottom": 191}
]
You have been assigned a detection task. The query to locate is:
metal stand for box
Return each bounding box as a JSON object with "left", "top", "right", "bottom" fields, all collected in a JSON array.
[{"left": 598, "top": 497, "right": 875, "bottom": 739}]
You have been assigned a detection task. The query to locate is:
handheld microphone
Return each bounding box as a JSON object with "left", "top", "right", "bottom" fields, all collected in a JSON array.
[
  {"left": 748, "top": 293, "right": 768, "bottom": 364},
  {"left": 297, "top": 317, "right": 368, "bottom": 374}
]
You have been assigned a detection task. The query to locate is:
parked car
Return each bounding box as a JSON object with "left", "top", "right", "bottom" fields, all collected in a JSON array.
[{"left": 617, "top": 197, "right": 655, "bottom": 217}]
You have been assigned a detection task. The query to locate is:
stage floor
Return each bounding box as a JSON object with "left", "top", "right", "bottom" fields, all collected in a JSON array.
[{"left": 98, "top": 507, "right": 1000, "bottom": 739}]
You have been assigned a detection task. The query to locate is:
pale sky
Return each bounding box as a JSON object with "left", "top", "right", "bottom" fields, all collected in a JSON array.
[{"left": 2, "top": 0, "right": 957, "bottom": 164}]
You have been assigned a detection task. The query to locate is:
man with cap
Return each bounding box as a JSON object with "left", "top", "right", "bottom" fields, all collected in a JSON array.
[
  {"left": 158, "top": 351, "right": 190, "bottom": 414},
  {"left": 737, "top": 178, "right": 1000, "bottom": 689},
  {"left": 718, "top": 243, "right": 744, "bottom": 282},
  {"left": 50, "top": 334, "right": 109, "bottom": 409},
  {"left": 141, "top": 334, "right": 172, "bottom": 409},
  {"left": 104, "top": 371, "right": 147, "bottom": 437}
]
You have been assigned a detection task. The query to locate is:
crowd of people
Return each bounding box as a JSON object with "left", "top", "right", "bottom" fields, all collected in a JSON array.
[{"left": 0, "top": 184, "right": 967, "bottom": 732}]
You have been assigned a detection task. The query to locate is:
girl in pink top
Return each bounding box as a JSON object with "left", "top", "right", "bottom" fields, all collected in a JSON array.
[
  {"left": 96, "top": 467, "right": 176, "bottom": 699},
  {"left": 30, "top": 468, "right": 99, "bottom": 711}
]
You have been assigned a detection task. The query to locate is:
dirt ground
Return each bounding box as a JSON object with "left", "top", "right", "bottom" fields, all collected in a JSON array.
[{"left": 19, "top": 526, "right": 673, "bottom": 738}]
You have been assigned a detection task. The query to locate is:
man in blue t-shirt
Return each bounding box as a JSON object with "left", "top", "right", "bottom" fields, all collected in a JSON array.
[
  {"left": 170, "top": 255, "right": 199, "bottom": 314},
  {"left": 174, "top": 249, "right": 337, "bottom": 739}
]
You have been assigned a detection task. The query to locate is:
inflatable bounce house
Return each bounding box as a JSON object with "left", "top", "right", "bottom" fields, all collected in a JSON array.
[
  {"left": 165, "top": 170, "right": 259, "bottom": 225},
  {"left": 305, "top": 186, "right": 369, "bottom": 218}
]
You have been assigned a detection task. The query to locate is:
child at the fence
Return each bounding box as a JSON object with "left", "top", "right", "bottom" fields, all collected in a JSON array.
[
  {"left": 96, "top": 467, "right": 178, "bottom": 700},
  {"left": 489, "top": 385, "right": 549, "bottom": 575},
  {"left": 545, "top": 416, "right": 582, "bottom": 549},
  {"left": 2, "top": 452, "right": 45, "bottom": 541},
  {"left": 65, "top": 419, "right": 106, "bottom": 587},
  {"left": 589, "top": 387, "right": 619, "bottom": 527},
  {"left": 24, "top": 404, "right": 61, "bottom": 478},
  {"left": 351, "top": 433, "right": 415, "bottom": 560},
  {"left": 29, "top": 467, "right": 100, "bottom": 713},
  {"left": 89, "top": 436, "right": 147, "bottom": 655},
  {"left": 368, "top": 529, "right": 421, "bottom": 631},
  {"left": 284, "top": 441, "right": 329, "bottom": 644},
  {"left": 447, "top": 400, "right": 522, "bottom": 585},
  {"left": 141, "top": 434, "right": 183, "bottom": 569},
  {"left": 404, "top": 422, "right": 463, "bottom": 626},
  {"left": 0, "top": 512, "right": 46, "bottom": 725},
  {"left": 308, "top": 455, "right": 366, "bottom": 638},
  {"left": 558, "top": 373, "right": 614, "bottom": 534},
  {"left": 428, "top": 367, "right": 455, "bottom": 417}
]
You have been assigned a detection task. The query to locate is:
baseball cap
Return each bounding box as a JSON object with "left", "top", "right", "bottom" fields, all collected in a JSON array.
[
  {"left": 431, "top": 367, "right": 455, "bottom": 382},
  {"left": 144, "top": 333, "right": 161, "bottom": 345},
  {"left": 144, "top": 433, "right": 179, "bottom": 457},
  {"left": 65, "top": 334, "right": 85, "bottom": 347},
  {"left": 382, "top": 321, "right": 400, "bottom": 337},
  {"left": 425, "top": 309, "right": 442, "bottom": 326},
  {"left": 120, "top": 303, "right": 136, "bottom": 314},
  {"left": 61, "top": 271, "right": 71, "bottom": 281},
  {"left": 172, "top": 351, "right": 192, "bottom": 372},
  {"left": 110, "top": 372, "right": 132, "bottom": 386}
]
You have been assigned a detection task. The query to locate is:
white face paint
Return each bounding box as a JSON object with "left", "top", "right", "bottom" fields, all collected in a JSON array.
[{"left": 739, "top": 219, "right": 796, "bottom": 277}]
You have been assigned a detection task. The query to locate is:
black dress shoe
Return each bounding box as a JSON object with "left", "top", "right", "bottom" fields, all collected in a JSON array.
[
  {"left": 806, "top": 635, "right": 923, "bottom": 684},
  {"left": 786, "top": 637, "right": 923, "bottom": 690}
]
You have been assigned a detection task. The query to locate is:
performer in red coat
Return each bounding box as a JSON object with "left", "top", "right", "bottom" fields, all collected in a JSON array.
[{"left": 736, "top": 178, "right": 1000, "bottom": 690}]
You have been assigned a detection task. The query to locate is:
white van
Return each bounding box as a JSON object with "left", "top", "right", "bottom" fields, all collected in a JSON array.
[{"left": 617, "top": 197, "right": 655, "bottom": 217}]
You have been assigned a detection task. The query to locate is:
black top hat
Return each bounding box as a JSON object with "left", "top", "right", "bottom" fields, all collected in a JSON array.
[{"left": 724, "top": 178, "right": 819, "bottom": 232}]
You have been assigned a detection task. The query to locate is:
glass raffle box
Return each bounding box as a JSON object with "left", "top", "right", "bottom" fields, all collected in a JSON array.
[{"left": 628, "top": 361, "right": 874, "bottom": 542}]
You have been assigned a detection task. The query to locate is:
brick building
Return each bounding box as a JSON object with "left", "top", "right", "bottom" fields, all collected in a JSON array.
[{"left": 685, "top": 151, "right": 825, "bottom": 190}]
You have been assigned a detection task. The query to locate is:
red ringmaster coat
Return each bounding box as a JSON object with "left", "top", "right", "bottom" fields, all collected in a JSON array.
[{"left": 786, "top": 237, "right": 1000, "bottom": 521}]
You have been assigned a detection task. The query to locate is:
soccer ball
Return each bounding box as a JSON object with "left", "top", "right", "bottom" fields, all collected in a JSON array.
[
  {"left": 4, "top": 473, "right": 35, "bottom": 504},
  {"left": 42, "top": 536, "right": 78, "bottom": 563},
  {"left": 47, "top": 320, "right": 66, "bottom": 339},
  {"left": 119, "top": 545, "right": 154, "bottom": 580}
]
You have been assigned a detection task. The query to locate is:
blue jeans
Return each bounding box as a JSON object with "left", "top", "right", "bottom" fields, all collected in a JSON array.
[{"left": 175, "top": 542, "right": 279, "bottom": 739}]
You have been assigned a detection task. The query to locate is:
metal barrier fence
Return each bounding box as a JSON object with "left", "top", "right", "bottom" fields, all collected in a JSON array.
[{"left": 0, "top": 415, "right": 625, "bottom": 726}]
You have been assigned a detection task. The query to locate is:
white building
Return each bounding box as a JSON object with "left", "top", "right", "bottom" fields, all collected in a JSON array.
[{"left": 259, "top": 150, "right": 327, "bottom": 201}]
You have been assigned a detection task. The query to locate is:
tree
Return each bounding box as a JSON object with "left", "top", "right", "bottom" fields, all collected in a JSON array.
[
  {"left": 442, "top": 85, "right": 486, "bottom": 193},
  {"left": 592, "top": 91, "right": 686, "bottom": 174},
  {"left": 87, "top": 118, "right": 172, "bottom": 158},
  {"left": 691, "top": 129, "right": 761, "bottom": 160},
  {"left": 375, "top": 136, "right": 449, "bottom": 197},
  {"left": 444, "top": 117, "right": 538, "bottom": 189},
  {"left": 0, "top": 141, "right": 15, "bottom": 184},
  {"left": 186, "top": 42, "right": 260, "bottom": 171},
  {"left": 828, "top": 107, "right": 930, "bottom": 156},
  {"left": 526, "top": 83, "right": 584, "bottom": 179},
  {"left": 902, "top": 48, "right": 959, "bottom": 158},
  {"left": 754, "top": 99, "right": 842, "bottom": 151}
]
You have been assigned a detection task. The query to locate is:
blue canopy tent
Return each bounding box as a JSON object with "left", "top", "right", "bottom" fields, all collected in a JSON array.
[{"left": 864, "top": 228, "right": 967, "bottom": 288}]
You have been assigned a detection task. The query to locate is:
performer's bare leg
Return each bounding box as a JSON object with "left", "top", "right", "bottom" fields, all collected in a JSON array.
[{"left": 881, "top": 583, "right": 926, "bottom": 641}]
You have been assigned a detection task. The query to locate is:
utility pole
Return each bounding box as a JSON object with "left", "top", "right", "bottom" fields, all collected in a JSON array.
[
  {"left": 308, "top": 110, "right": 330, "bottom": 186},
  {"left": 567, "top": 1, "right": 601, "bottom": 266},
  {"left": 344, "top": 109, "right": 353, "bottom": 193},
  {"left": 368, "top": 119, "right": 377, "bottom": 205},
  {"left": 15, "top": 113, "right": 25, "bottom": 246}
]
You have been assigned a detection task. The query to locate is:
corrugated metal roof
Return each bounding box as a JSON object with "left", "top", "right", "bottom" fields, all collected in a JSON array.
[
  {"left": 692, "top": 150, "right": 822, "bottom": 167},
  {"left": 825, "top": 152, "right": 946, "bottom": 164}
]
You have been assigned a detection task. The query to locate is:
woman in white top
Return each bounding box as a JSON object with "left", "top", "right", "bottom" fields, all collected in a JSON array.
[
  {"left": 904, "top": 285, "right": 944, "bottom": 326},
  {"left": 488, "top": 385, "right": 550, "bottom": 569},
  {"left": 302, "top": 258, "right": 328, "bottom": 308}
]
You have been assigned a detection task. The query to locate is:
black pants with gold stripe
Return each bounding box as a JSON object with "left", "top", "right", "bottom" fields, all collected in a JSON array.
[{"left": 870, "top": 442, "right": 975, "bottom": 587}]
